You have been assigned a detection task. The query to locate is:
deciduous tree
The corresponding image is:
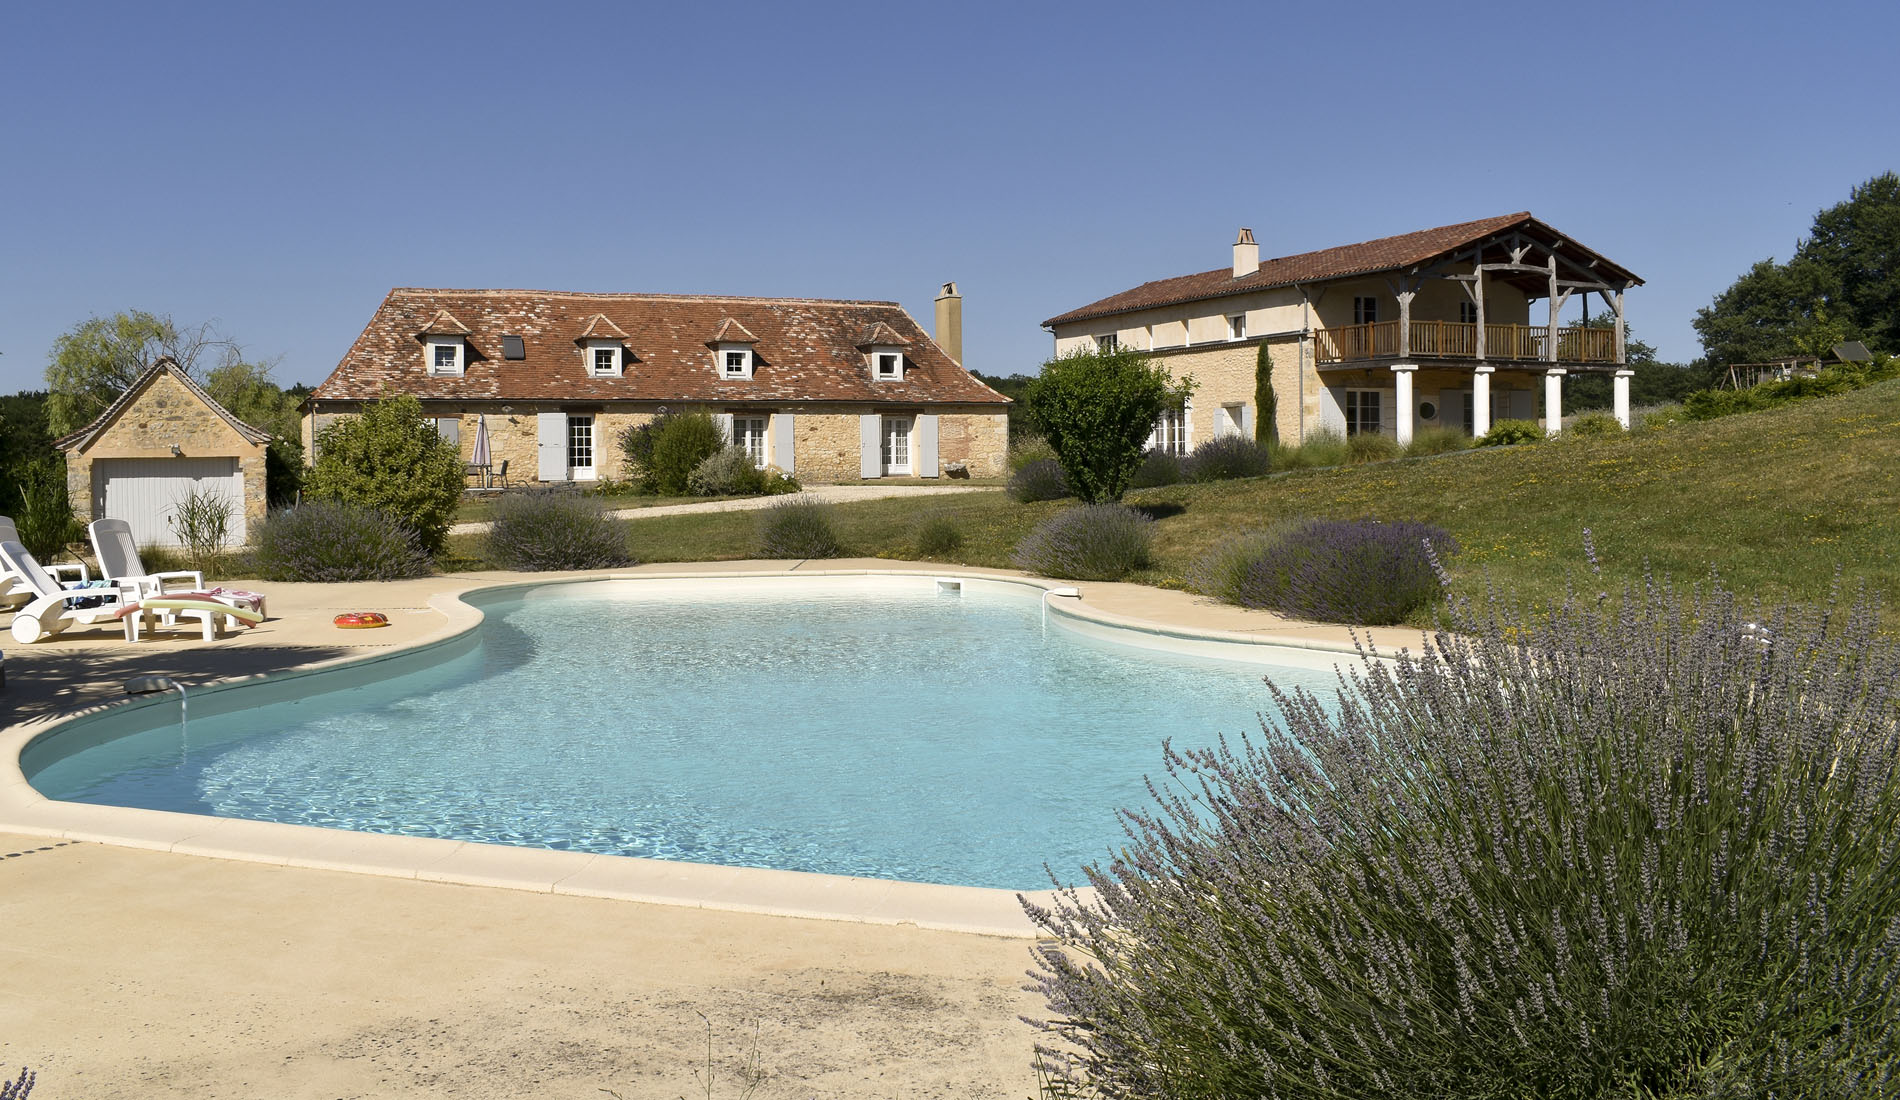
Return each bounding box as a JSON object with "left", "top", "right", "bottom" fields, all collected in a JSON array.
[
  {"left": 1022, "top": 347, "right": 1192, "bottom": 504},
  {"left": 305, "top": 394, "right": 463, "bottom": 556}
]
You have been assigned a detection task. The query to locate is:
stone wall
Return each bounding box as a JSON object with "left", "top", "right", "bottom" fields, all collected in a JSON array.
[
  {"left": 793, "top": 411, "right": 866, "bottom": 483},
  {"left": 938, "top": 409, "right": 1008, "bottom": 478},
  {"left": 65, "top": 370, "right": 269, "bottom": 537}
]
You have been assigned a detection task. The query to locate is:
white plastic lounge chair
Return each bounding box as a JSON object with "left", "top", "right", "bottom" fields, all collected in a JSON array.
[
  {"left": 87, "top": 518, "right": 203, "bottom": 599},
  {"left": 1, "top": 540, "right": 135, "bottom": 643},
  {"left": 0, "top": 517, "right": 89, "bottom": 608}
]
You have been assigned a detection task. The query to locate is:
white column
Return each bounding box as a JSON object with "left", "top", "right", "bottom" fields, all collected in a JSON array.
[
  {"left": 1392, "top": 364, "right": 1416, "bottom": 445},
  {"left": 1613, "top": 369, "right": 1634, "bottom": 429},
  {"left": 1472, "top": 366, "right": 1493, "bottom": 437},
  {"left": 1544, "top": 368, "right": 1567, "bottom": 436}
]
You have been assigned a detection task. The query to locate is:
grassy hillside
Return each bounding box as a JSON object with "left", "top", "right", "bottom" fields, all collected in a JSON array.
[{"left": 461, "top": 379, "right": 1900, "bottom": 621}]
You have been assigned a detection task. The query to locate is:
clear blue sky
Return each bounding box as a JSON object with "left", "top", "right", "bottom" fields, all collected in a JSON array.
[{"left": 4, "top": 0, "right": 1897, "bottom": 395}]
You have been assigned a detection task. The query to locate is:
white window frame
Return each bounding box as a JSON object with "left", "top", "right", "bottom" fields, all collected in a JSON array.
[
  {"left": 1096, "top": 333, "right": 1118, "bottom": 352},
  {"left": 427, "top": 338, "right": 465, "bottom": 376},
  {"left": 1344, "top": 389, "right": 1383, "bottom": 436},
  {"left": 881, "top": 415, "right": 914, "bottom": 475},
  {"left": 586, "top": 340, "right": 623, "bottom": 378},
  {"left": 567, "top": 414, "right": 597, "bottom": 479},
  {"left": 1219, "top": 403, "right": 1246, "bottom": 438},
  {"left": 1228, "top": 314, "right": 1246, "bottom": 340},
  {"left": 872, "top": 348, "right": 904, "bottom": 381},
  {"left": 717, "top": 343, "right": 754, "bottom": 380},
  {"left": 731, "top": 415, "right": 767, "bottom": 467},
  {"left": 1150, "top": 405, "right": 1189, "bottom": 457},
  {"left": 1353, "top": 296, "right": 1380, "bottom": 325}
]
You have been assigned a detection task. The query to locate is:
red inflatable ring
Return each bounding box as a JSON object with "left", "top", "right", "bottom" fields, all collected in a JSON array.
[{"left": 333, "top": 612, "right": 390, "bottom": 629}]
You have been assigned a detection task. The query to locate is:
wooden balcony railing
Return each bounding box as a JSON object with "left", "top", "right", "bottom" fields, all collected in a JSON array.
[{"left": 1314, "top": 321, "right": 1621, "bottom": 365}]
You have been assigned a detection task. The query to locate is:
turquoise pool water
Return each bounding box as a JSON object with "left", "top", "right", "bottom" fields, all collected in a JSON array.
[{"left": 24, "top": 578, "right": 1338, "bottom": 890}]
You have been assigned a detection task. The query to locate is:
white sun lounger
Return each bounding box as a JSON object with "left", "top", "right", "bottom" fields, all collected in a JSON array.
[
  {"left": 1, "top": 539, "right": 137, "bottom": 643},
  {"left": 0, "top": 516, "right": 88, "bottom": 608}
]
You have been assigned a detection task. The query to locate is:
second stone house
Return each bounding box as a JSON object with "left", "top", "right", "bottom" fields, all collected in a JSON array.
[
  {"left": 1043, "top": 213, "right": 1644, "bottom": 450},
  {"left": 304, "top": 284, "right": 1008, "bottom": 483}
]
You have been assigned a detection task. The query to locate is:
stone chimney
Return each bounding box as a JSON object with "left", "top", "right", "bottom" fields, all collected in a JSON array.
[
  {"left": 1233, "top": 227, "right": 1259, "bottom": 279},
  {"left": 934, "top": 281, "right": 963, "bottom": 364}
]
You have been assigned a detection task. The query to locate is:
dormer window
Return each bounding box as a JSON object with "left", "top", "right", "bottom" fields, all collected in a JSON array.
[
  {"left": 427, "top": 338, "right": 465, "bottom": 376},
  {"left": 873, "top": 350, "right": 903, "bottom": 380},
  {"left": 583, "top": 340, "right": 624, "bottom": 378},
  {"left": 718, "top": 345, "right": 754, "bottom": 380}
]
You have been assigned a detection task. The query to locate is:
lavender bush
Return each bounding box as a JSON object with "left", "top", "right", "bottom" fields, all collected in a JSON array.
[
  {"left": 1184, "top": 527, "right": 1294, "bottom": 604},
  {"left": 1128, "top": 448, "right": 1183, "bottom": 489},
  {"left": 912, "top": 513, "right": 963, "bottom": 557},
  {"left": 1182, "top": 435, "right": 1270, "bottom": 482},
  {"left": 1009, "top": 458, "right": 1072, "bottom": 502},
  {"left": 1012, "top": 504, "right": 1152, "bottom": 581},
  {"left": 1027, "top": 568, "right": 1900, "bottom": 1099},
  {"left": 758, "top": 497, "right": 840, "bottom": 559},
  {"left": 250, "top": 499, "right": 432, "bottom": 581},
  {"left": 0, "top": 1067, "right": 31, "bottom": 1100},
  {"left": 1233, "top": 516, "right": 1453, "bottom": 625},
  {"left": 484, "top": 490, "right": 635, "bottom": 571}
]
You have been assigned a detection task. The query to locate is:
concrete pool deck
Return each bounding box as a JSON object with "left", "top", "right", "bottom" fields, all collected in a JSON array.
[{"left": 0, "top": 561, "right": 1423, "bottom": 1097}]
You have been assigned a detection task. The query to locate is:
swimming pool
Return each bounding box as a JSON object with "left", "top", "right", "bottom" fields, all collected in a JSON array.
[{"left": 22, "top": 575, "right": 1342, "bottom": 891}]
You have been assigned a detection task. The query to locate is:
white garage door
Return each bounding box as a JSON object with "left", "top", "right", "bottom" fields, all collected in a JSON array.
[{"left": 93, "top": 458, "right": 246, "bottom": 549}]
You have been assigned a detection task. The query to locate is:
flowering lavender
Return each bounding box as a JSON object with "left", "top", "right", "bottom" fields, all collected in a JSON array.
[
  {"left": 0, "top": 1066, "right": 32, "bottom": 1100},
  {"left": 1009, "top": 459, "right": 1073, "bottom": 502},
  {"left": 757, "top": 498, "right": 841, "bottom": 559},
  {"left": 1024, "top": 574, "right": 1900, "bottom": 1098},
  {"left": 484, "top": 490, "right": 636, "bottom": 571},
  {"left": 250, "top": 499, "right": 433, "bottom": 581},
  {"left": 1229, "top": 517, "right": 1453, "bottom": 625},
  {"left": 1013, "top": 504, "right": 1153, "bottom": 581},
  {"left": 1183, "top": 435, "right": 1272, "bottom": 482}
]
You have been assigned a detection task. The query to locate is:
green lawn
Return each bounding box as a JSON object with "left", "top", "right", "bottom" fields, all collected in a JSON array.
[{"left": 452, "top": 380, "right": 1900, "bottom": 623}]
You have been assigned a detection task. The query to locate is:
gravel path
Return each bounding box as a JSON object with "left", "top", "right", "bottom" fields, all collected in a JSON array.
[{"left": 449, "top": 483, "right": 1000, "bottom": 534}]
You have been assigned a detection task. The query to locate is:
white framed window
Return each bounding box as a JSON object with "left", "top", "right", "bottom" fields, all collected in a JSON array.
[
  {"left": 589, "top": 345, "right": 623, "bottom": 377},
  {"left": 1229, "top": 315, "right": 1246, "bottom": 340},
  {"left": 732, "top": 415, "right": 767, "bottom": 466},
  {"left": 1219, "top": 403, "right": 1246, "bottom": 438},
  {"left": 881, "top": 415, "right": 913, "bottom": 475},
  {"left": 717, "top": 344, "right": 754, "bottom": 380},
  {"left": 1151, "top": 405, "right": 1188, "bottom": 456},
  {"left": 1345, "top": 390, "right": 1383, "bottom": 436},
  {"left": 1353, "top": 297, "right": 1380, "bottom": 325},
  {"left": 567, "top": 414, "right": 596, "bottom": 478},
  {"left": 1096, "top": 333, "right": 1118, "bottom": 352},
  {"left": 427, "top": 339, "right": 464, "bottom": 376},
  {"left": 873, "top": 350, "right": 903, "bottom": 380}
]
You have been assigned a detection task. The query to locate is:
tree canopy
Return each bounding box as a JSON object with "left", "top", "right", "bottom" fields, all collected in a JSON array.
[
  {"left": 1022, "top": 346, "right": 1192, "bottom": 504},
  {"left": 305, "top": 394, "right": 463, "bottom": 556},
  {"left": 1694, "top": 173, "right": 1900, "bottom": 367},
  {"left": 42, "top": 311, "right": 258, "bottom": 436}
]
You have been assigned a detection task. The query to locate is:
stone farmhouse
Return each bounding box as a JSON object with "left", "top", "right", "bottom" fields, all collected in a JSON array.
[
  {"left": 303, "top": 285, "right": 1008, "bottom": 483},
  {"left": 1042, "top": 213, "right": 1644, "bottom": 450}
]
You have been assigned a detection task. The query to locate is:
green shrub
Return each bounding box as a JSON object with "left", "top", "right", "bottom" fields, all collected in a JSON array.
[
  {"left": 1403, "top": 425, "right": 1474, "bottom": 456},
  {"left": 1477, "top": 417, "right": 1546, "bottom": 447},
  {"left": 1566, "top": 412, "right": 1625, "bottom": 438},
  {"left": 1272, "top": 428, "right": 1349, "bottom": 470},
  {"left": 1681, "top": 355, "right": 1899, "bottom": 422},
  {"left": 1184, "top": 527, "right": 1293, "bottom": 603},
  {"left": 760, "top": 467, "right": 801, "bottom": 495},
  {"left": 11, "top": 458, "right": 82, "bottom": 562},
  {"left": 912, "top": 514, "right": 963, "bottom": 557},
  {"left": 1346, "top": 430, "right": 1401, "bottom": 463},
  {"left": 642, "top": 411, "right": 724, "bottom": 495},
  {"left": 250, "top": 499, "right": 432, "bottom": 582},
  {"left": 167, "top": 484, "right": 236, "bottom": 574},
  {"left": 1011, "top": 504, "right": 1153, "bottom": 581},
  {"left": 686, "top": 445, "right": 766, "bottom": 497},
  {"left": 1009, "top": 433, "right": 1058, "bottom": 472},
  {"left": 484, "top": 490, "right": 635, "bottom": 571},
  {"left": 305, "top": 394, "right": 464, "bottom": 555},
  {"left": 1023, "top": 346, "right": 1193, "bottom": 503},
  {"left": 1008, "top": 458, "right": 1071, "bottom": 502},
  {"left": 618, "top": 412, "right": 672, "bottom": 483},
  {"left": 1128, "top": 449, "right": 1183, "bottom": 489},
  {"left": 758, "top": 498, "right": 840, "bottom": 558},
  {"left": 1029, "top": 576, "right": 1900, "bottom": 1099},
  {"left": 1253, "top": 342, "right": 1277, "bottom": 446},
  {"left": 1183, "top": 435, "right": 1271, "bottom": 481}
]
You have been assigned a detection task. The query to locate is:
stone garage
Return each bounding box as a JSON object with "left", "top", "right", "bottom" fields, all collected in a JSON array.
[{"left": 57, "top": 357, "right": 272, "bottom": 548}]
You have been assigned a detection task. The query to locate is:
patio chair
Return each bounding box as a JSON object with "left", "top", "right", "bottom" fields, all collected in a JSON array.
[
  {"left": 492, "top": 459, "right": 509, "bottom": 488},
  {"left": 87, "top": 518, "right": 203, "bottom": 600},
  {"left": 1, "top": 540, "right": 136, "bottom": 644},
  {"left": 0, "top": 516, "right": 89, "bottom": 608}
]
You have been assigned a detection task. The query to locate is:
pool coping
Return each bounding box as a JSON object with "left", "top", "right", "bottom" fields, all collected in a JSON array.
[{"left": 0, "top": 565, "right": 1396, "bottom": 939}]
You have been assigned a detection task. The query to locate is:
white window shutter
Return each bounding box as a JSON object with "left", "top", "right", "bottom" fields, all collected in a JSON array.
[
  {"left": 859, "top": 414, "right": 881, "bottom": 478},
  {"left": 537, "top": 413, "right": 567, "bottom": 481},
  {"left": 916, "top": 413, "right": 939, "bottom": 478},
  {"left": 1238, "top": 405, "right": 1252, "bottom": 439},
  {"left": 771, "top": 413, "right": 795, "bottom": 472},
  {"left": 714, "top": 412, "right": 734, "bottom": 444}
]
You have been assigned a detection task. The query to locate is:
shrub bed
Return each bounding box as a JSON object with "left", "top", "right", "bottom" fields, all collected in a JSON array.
[
  {"left": 686, "top": 445, "right": 766, "bottom": 496},
  {"left": 484, "top": 490, "right": 635, "bottom": 571},
  {"left": 250, "top": 499, "right": 432, "bottom": 582},
  {"left": 912, "top": 514, "right": 963, "bottom": 557},
  {"left": 1478, "top": 418, "right": 1545, "bottom": 447},
  {"left": 1008, "top": 458, "right": 1071, "bottom": 502},
  {"left": 1028, "top": 578, "right": 1900, "bottom": 1099},
  {"left": 1183, "top": 435, "right": 1270, "bottom": 482},
  {"left": 1567, "top": 412, "right": 1625, "bottom": 438},
  {"left": 1403, "top": 424, "right": 1475, "bottom": 455},
  {"left": 643, "top": 412, "right": 724, "bottom": 495},
  {"left": 1011, "top": 504, "right": 1153, "bottom": 581},
  {"left": 758, "top": 498, "right": 840, "bottom": 558},
  {"left": 1229, "top": 516, "right": 1453, "bottom": 625}
]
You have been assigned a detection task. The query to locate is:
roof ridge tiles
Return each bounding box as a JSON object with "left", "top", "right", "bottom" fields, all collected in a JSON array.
[{"left": 387, "top": 287, "right": 901, "bottom": 308}]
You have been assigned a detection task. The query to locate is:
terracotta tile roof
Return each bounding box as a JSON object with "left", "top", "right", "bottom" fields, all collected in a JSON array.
[
  {"left": 417, "top": 309, "right": 471, "bottom": 336},
  {"left": 575, "top": 313, "right": 630, "bottom": 341},
  {"left": 56, "top": 357, "right": 274, "bottom": 451},
  {"left": 1043, "top": 212, "right": 1644, "bottom": 327},
  {"left": 706, "top": 317, "right": 758, "bottom": 345},
  {"left": 854, "top": 321, "right": 911, "bottom": 348},
  {"left": 313, "top": 289, "right": 1008, "bottom": 407}
]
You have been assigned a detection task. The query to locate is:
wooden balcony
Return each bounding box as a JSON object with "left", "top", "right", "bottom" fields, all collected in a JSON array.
[{"left": 1314, "top": 321, "right": 1620, "bottom": 365}]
